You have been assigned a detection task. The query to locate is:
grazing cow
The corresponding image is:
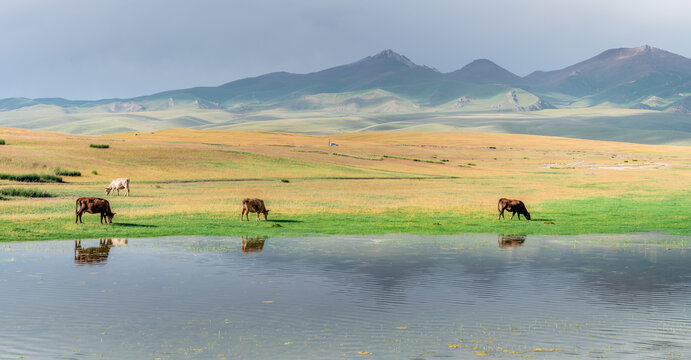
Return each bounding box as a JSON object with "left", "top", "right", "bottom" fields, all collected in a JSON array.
[
  {"left": 74, "top": 239, "right": 112, "bottom": 265},
  {"left": 498, "top": 198, "right": 531, "bottom": 220},
  {"left": 75, "top": 197, "right": 116, "bottom": 224},
  {"left": 105, "top": 178, "right": 130, "bottom": 197},
  {"left": 241, "top": 198, "right": 270, "bottom": 221}
]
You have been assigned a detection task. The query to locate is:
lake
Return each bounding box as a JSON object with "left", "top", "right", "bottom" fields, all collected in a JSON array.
[{"left": 1, "top": 234, "right": 689, "bottom": 359}]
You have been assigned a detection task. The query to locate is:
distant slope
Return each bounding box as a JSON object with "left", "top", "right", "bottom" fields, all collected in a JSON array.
[
  {"left": 524, "top": 45, "right": 691, "bottom": 107},
  {"left": 0, "top": 46, "right": 689, "bottom": 144}
]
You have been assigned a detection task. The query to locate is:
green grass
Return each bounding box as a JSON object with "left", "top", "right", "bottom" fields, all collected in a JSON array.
[
  {"left": 0, "top": 139, "right": 5, "bottom": 145},
  {"left": 54, "top": 167, "right": 81, "bottom": 177},
  {"left": 0, "top": 173, "right": 63, "bottom": 183},
  {"left": 0, "top": 187, "right": 54, "bottom": 198},
  {"left": 1, "top": 194, "right": 688, "bottom": 241},
  {"left": 90, "top": 143, "right": 110, "bottom": 149}
]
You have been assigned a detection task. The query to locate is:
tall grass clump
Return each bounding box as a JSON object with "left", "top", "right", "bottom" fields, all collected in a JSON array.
[
  {"left": 0, "top": 187, "right": 54, "bottom": 198},
  {"left": 0, "top": 173, "right": 63, "bottom": 183},
  {"left": 90, "top": 144, "right": 110, "bottom": 149},
  {"left": 0, "top": 139, "right": 5, "bottom": 145},
  {"left": 54, "top": 167, "right": 81, "bottom": 176},
  {"left": 383, "top": 155, "right": 446, "bottom": 164}
]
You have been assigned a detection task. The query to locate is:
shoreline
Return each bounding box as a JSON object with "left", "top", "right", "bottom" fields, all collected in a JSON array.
[{"left": 3, "top": 201, "right": 689, "bottom": 242}]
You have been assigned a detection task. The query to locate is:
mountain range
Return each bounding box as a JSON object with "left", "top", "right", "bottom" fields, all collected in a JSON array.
[{"left": 0, "top": 45, "right": 690, "bottom": 144}]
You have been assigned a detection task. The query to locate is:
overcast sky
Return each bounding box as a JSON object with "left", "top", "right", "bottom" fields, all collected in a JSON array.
[{"left": 2, "top": 0, "right": 691, "bottom": 100}]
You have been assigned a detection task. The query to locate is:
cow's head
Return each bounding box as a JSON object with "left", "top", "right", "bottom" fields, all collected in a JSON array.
[
  {"left": 106, "top": 212, "right": 116, "bottom": 223},
  {"left": 524, "top": 211, "right": 531, "bottom": 221},
  {"left": 263, "top": 209, "right": 270, "bottom": 220},
  {"left": 105, "top": 187, "right": 112, "bottom": 195}
]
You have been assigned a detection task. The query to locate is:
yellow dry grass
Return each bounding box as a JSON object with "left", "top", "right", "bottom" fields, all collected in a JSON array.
[{"left": 1, "top": 127, "right": 689, "bottom": 220}]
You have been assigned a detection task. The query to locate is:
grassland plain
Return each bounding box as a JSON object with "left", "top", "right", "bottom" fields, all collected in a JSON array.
[
  {"left": 1, "top": 105, "right": 689, "bottom": 145},
  {"left": 0, "top": 127, "right": 689, "bottom": 241}
]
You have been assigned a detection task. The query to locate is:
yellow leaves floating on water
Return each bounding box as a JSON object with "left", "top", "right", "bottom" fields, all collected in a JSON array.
[
  {"left": 473, "top": 350, "right": 489, "bottom": 356},
  {"left": 284, "top": 342, "right": 293, "bottom": 345},
  {"left": 532, "top": 347, "right": 563, "bottom": 352},
  {"left": 262, "top": 300, "right": 274, "bottom": 304},
  {"left": 357, "top": 350, "right": 372, "bottom": 355},
  {"left": 447, "top": 343, "right": 461, "bottom": 348},
  {"left": 502, "top": 347, "right": 563, "bottom": 354},
  {"left": 396, "top": 326, "right": 407, "bottom": 329}
]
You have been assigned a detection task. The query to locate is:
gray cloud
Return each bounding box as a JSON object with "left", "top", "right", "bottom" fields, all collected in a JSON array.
[{"left": 1, "top": 0, "right": 690, "bottom": 99}]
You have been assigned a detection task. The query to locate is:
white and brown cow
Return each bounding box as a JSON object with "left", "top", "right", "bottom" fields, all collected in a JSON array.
[
  {"left": 241, "top": 198, "right": 270, "bottom": 221},
  {"left": 105, "top": 178, "right": 130, "bottom": 197}
]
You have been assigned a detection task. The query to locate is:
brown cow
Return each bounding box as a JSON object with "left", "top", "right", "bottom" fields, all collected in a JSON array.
[
  {"left": 75, "top": 197, "right": 116, "bottom": 224},
  {"left": 498, "top": 198, "right": 531, "bottom": 220},
  {"left": 241, "top": 198, "right": 270, "bottom": 221}
]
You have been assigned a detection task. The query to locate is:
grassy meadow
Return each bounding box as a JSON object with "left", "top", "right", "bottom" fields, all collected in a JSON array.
[
  {"left": 0, "top": 127, "right": 689, "bottom": 241},
  {"left": 1, "top": 104, "right": 689, "bottom": 145}
]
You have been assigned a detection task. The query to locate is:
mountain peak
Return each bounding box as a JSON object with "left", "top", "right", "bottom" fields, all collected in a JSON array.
[
  {"left": 450, "top": 58, "right": 522, "bottom": 85},
  {"left": 525, "top": 44, "right": 691, "bottom": 97},
  {"left": 356, "top": 49, "right": 419, "bottom": 68}
]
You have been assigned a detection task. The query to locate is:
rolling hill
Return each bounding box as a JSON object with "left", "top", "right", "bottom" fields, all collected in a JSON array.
[{"left": 0, "top": 46, "right": 690, "bottom": 144}]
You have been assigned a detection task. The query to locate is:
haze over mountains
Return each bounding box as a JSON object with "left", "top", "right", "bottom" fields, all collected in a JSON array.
[{"left": 1, "top": 45, "right": 690, "bottom": 144}]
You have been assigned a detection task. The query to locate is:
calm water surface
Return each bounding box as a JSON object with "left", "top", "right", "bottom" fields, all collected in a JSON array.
[{"left": 0, "top": 234, "right": 689, "bottom": 359}]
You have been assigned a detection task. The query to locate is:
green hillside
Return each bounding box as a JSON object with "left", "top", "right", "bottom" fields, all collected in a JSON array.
[{"left": 0, "top": 46, "right": 690, "bottom": 144}]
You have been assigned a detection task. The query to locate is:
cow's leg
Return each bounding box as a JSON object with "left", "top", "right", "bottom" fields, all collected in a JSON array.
[
  {"left": 510, "top": 212, "right": 516, "bottom": 220},
  {"left": 498, "top": 209, "right": 504, "bottom": 220},
  {"left": 126, "top": 187, "right": 129, "bottom": 197},
  {"left": 116, "top": 188, "right": 120, "bottom": 196},
  {"left": 100, "top": 213, "right": 104, "bottom": 224},
  {"left": 256, "top": 213, "right": 260, "bottom": 221},
  {"left": 241, "top": 209, "right": 245, "bottom": 221}
]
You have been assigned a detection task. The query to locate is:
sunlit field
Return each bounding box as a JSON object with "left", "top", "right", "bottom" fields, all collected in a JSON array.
[{"left": 0, "top": 127, "right": 689, "bottom": 240}]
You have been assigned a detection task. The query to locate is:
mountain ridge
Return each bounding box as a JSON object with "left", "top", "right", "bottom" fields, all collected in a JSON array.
[
  {"left": 2, "top": 45, "right": 690, "bottom": 113},
  {"left": 0, "top": 45, "right": 689, "bottom": 144}
]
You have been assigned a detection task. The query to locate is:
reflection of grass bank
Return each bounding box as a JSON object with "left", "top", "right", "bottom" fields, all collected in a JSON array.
[{"left": 2, "top": 194, "right": 689, "bottom": 241}]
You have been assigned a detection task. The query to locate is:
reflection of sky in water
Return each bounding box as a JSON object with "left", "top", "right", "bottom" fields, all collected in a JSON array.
[{"left": 0, "top": 234, "right": 689, "bottom": 359}]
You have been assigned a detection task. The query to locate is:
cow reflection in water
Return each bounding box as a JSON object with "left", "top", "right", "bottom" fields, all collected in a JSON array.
[
  {"left": 498, "top": 234, "right": 526, "bottom": 248},
  {"left": 74, "top": 238, "right": 128, "bottom": 265},
  {"left": 241, "top": 236, "right": 268, "bottom": 253}
]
